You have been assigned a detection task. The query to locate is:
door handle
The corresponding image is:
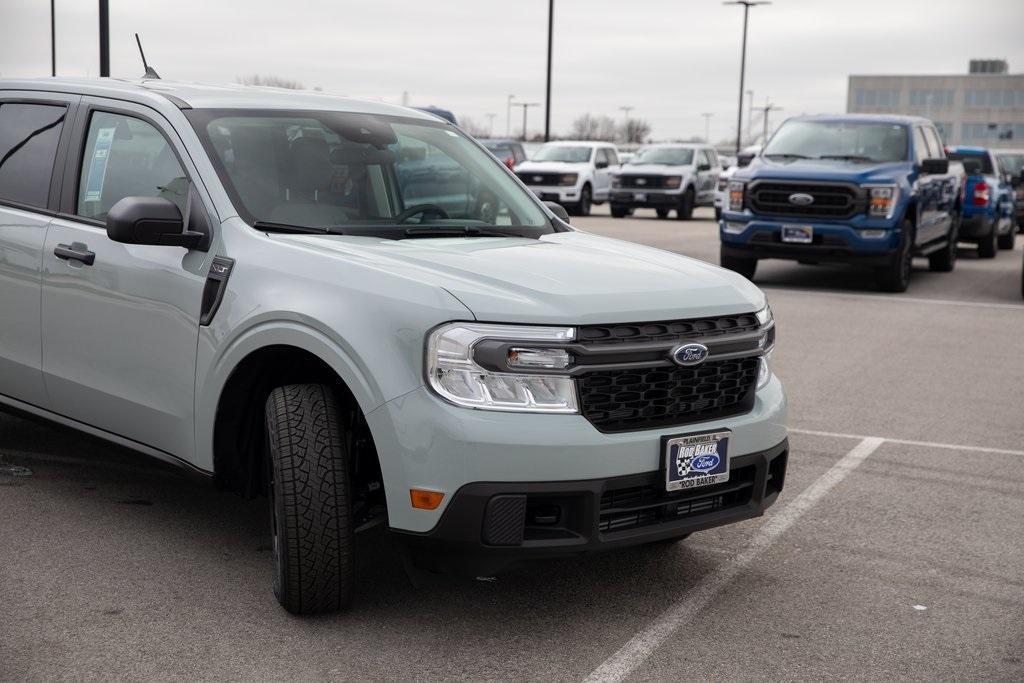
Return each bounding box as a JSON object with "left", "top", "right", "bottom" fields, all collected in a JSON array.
[{"left": 54, "top": 242, "right": 96, "bottom": 266}]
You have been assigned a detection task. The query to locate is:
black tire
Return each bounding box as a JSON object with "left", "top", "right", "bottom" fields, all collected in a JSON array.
[
  {"left": 656, "top": 208, "right": 670, "bottom": 219},
  {"left": 610, "top": 204, "right": 630, "bottom": 218},
  {"left": 573, "top": 184, "right": 592, "bottom": 217},
  {"left": 266, "top": 384, "right": 354, "bottom": 615},
  {"left": 720, "top": 248, "right": 757, "bottom": 280},
  {"left": 928, "top": 212, "right": 959, "bottom": 273},
  {"left": 875, "top": 219, "right": 914, "bottom": 292},
  {"left": 676, "top": 187, "right": 695, "bottom": 220},
  {"left": 978, "top": 217, "right": 998, "bottom": 258},
  {"left": 998, "top": 219, "right": 1016, "bottom": 250},
  {"left": 714, "top": 207, "right": 722, "bottom": 221}
]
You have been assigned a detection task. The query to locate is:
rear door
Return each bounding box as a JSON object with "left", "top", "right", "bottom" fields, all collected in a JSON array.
[
  {"left": 41, "top": 98, "right": 214, "bottom": 460},
  {"left": 0, "top": 92, "right": 79, "bottom": 408}
]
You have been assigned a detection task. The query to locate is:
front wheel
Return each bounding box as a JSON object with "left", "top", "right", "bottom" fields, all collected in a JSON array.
[
  {"left": 928, "top": 213, "right": 959, "bottom": 273},
  {"left": 998, "top": 218, "right": 1016, "bottom": 250},
  {"left": 572, "top": 184, "right": 592, "bottom": 217},
  {"left": 875, "top": 219, "right": 914, "bottom": 292},
  {"left": 266, "top": 384, "right": 354, "bottom": 615},
  {"left": 676, "top": 188, "right": 695, "bottom": 220},
  {"left": 714, "top": 207, "right": 722, "bottom": 221},
  {"left": 656, "top": 208, "right": 670, "bottom": 219},
  {"left": 720, "top": 249, "right": 757, "bottom": 280},
  {"left": 978, "top": 217, "right": 998, "bottom": 258},
  {"left": 610, "top": 204, "right": 630, "bottom": 218}
]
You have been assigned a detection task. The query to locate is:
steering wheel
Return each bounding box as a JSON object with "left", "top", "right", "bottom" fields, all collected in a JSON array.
[{"left": 394, "top": 204, "right": 449, "bottom": 223}]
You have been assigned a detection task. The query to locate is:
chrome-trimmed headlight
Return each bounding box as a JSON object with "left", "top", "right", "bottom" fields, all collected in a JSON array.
[
  {"left": 663, "top": 176, "right": 683, "bottom": 189},
  {"left": 757, "top": 351, "right": 773, "bottom": 390},
  {"left": 863, "top": 184, "right": 900, "bottom": 219},
  {"left": 426, "top": 323, "right": 579, "bottom": 413},
  {"left": 756, "top": 305, "right": 774, "bottom": 389},
  {"left": 728, "top": 180, "right": 746, "bottom": 211}
]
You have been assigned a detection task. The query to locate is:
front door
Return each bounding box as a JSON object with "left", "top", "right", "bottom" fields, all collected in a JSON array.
[{"left": 41, "top": 99, "right": 213, "bottom": 460}]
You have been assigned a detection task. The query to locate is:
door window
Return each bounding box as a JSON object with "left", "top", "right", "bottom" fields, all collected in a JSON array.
[
  {"left": 923, "top": 127, "right": 945, "bottom": 159},
  {"left": 77, "top": 111, "right": 188, "bottom": 220},
  {"left": 0, "top": 102, "right": 66, "bottom": 208},
  {"left": 912, "top": 127, "right": 931, "bottom": 164},
  {"left": 605, "top": 148, "right": 619, "bottom": 166}
]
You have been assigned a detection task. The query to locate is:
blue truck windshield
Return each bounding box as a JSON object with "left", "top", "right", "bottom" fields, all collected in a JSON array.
[{"left": 764, "top": 121, "right": 909, "bottom": 163}]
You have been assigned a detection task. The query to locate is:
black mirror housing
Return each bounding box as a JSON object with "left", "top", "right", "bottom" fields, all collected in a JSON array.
[
  {"left": 920, "top": 158, "right": 949, "bottom": 175},
  {"left": 544, "top": 200, "right": 570, "bottom": 224},
  {"left": 595, "top": 160, "right": 609, "bottom": 169},
  {"left": 106, "top": 196, "right": 207, "bottom": 250},
  {"left": 697, "top": 163, "right": 711, "bottom": 171}
]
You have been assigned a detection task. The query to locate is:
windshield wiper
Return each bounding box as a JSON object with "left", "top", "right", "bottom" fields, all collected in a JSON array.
[
  {"left": 817, "top": 154, "right": 874, "bottom": 162},
  {"left": 764, "top": 153, "right": 810, "bottom": 160},
  {"left": 400, "top": 226, "right": 522, "bottom": 239},
  {"left": 252, "top": 220, "right": 343, "bottom": 235}
]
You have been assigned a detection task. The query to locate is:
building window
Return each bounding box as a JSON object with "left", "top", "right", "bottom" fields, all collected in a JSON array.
[
  {"left": 854, "top": 89, "right": 901, "bottom": 108},
  {"left": 962, "top": 122, "right": 1024, "bottom": 141},
  {"left": 964, "top": 89, "right": 1024, "bottom": 108},
  {"left": 909, "top": 89, "right": 953, "bottom": 107}
]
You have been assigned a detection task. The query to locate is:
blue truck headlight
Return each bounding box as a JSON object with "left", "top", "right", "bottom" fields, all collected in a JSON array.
[
  {"left": 426, "top": 323, "right": 579, "bottom": 413},
  {"left": 728, "top": 180, "right": 746, "bottom": 211},
  {"left": 864, "top": 185, "right": 899, "bottom": 219}
]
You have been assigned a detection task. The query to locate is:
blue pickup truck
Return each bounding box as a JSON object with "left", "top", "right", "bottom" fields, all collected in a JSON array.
[
  {"left": 720, "top": 115, "right": 961, "bottom": 292},
  {"left": 947, "top": 146, "right": 1016, "bottom": 256}
]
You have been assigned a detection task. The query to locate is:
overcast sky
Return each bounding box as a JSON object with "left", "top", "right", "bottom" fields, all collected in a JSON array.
[{"left": 2, "top": 0, "right": 1023, "bottom": 141}]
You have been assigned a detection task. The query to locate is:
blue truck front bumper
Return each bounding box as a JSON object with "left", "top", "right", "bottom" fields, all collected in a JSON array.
[{"left": 720, "top": 215, "right": 901, "bottom": 265}]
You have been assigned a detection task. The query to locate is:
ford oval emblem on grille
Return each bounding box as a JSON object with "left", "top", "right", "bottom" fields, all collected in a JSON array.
[
  {"left": 533, "top": 175, "right": 543, "bottom": 182},
  {"left": 671, "top": 343, "right": 709, "bottom": 367},
  {"left": 788, "top": 192, "right": 814, "bottom": 206},
  {"left": 636, "top": 178, "right": 647, "bottom": 185}
]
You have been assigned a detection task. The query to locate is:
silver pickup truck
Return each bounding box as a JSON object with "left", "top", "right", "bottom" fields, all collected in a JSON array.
[{"left": 0, "top": 78, "right": 788, "bottom": 614}]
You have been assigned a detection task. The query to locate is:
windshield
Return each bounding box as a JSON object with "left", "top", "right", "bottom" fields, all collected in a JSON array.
[
  {"left": 532, "top": 145, "right": 592, "bottom": 163},
  {"left": 630, "top": 147, "right": 694, "bottom": 165},
  {"left": 186, "top": 110, "right": 551, "bottom": 236},
  {"left": 764, "top": 121, "right": 909, "bottom": 162}
]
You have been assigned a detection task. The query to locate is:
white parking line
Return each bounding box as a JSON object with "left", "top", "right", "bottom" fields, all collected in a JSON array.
[
  {"left": 583, "top": 437, "right": 885, "bottom": 683},
  {"left": 790, "top": 427, "right": 1024, "bottom": 457},
  {"left": 763, "top": 287, "right": 1024, "bottom": 311}
]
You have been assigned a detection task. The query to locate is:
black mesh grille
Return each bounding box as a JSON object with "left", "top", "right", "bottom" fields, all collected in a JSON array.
[
  {"left": 578, "top": 357, "right": 759, "bottom": 433},
  {"left": 619, "top": 174, "right": 669, "bottom": 189},
  {"left": 517, "top": 172, "right": 563, "bottom": 186},
  {"left": 598, "top": 465, "right": 756, "bottom": 533},
  {"left": 577, "top": 313, "right": 760, "bottom": 346},
  {"left": 748, "top": 181, "right": 862, "bottom": 219}
]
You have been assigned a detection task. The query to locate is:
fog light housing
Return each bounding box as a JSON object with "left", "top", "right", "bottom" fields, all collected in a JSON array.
[
  {"left": 859, "top": 229, "right": 888, "bottom": 239},
  {"left": 723, "top": 221, "right": 747, "bottom": 234}
]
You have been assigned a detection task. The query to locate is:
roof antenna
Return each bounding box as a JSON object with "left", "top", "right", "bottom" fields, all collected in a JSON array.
[{"left": 135, "top": 33, "right": 160, "bottom": 79}]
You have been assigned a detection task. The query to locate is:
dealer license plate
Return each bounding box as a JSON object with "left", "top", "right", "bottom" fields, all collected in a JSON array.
[
  {"left": 781, "top": 225, "right": 813, "bottom": 243},
  {"left": 664, "top": 430, "right": 731, "bottom": 492},
  {"left": 634, "top": 192, "right": 646, "bottom": 202}
]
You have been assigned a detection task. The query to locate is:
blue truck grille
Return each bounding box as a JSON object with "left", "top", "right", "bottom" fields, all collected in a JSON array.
[{"left": 748, "top": 181, "right": 862, "bottom": 219}]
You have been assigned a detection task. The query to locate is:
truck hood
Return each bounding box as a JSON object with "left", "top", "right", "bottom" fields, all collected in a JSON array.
[
  {"left": 268, "top": 230, "right": 765, "bottom": 324},
  {"left": 619, "top": 163, "right": 692, "bottom": 175},
  {"left": 738, "top": 157, "right": 908, "bottom": 184},
  {"left": 515, "top": 160, "right": 592, "bottom": 174}
]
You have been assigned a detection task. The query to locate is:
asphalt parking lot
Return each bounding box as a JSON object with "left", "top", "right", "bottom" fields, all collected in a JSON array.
[{"left": 2, "top": 207, "right": 1023, "bottom": 681}]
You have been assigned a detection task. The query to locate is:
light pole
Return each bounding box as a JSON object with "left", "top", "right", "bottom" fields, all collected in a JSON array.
[
  {"left": 745, "top": 89, "right": 754, "bottom": 146},
  {"left": 506, "top": 94, "right": 515, "bottom": 137},
  {"left": 753, "top": 99, "right": 782, "bottom": 143},
  {"left": 50, "top": 0, "right": 56, "bottom": 76},
  {"left": 619, "top": 106, "right": 634, "bottom": 142},
  {"left": 512, "top": 102, "right": 540, "bottom": 141},
  {"left": 99, "top": 0, "right": 110, "bottom": 77},
  {"left": 702, "top": 112, "right": 714, "bottom": 143},
  {"left": 544, "top": 0, "right": 554, "bottom": 141},
  {"left": 724, "top": 1, "right": 770, "bottom": 154}
]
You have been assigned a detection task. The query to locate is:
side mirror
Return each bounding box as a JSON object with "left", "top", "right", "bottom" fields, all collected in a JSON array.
[
  {"left": 544, "top": 200, "right": 570, "bottom": 223},
  {"left": 697, "top": 162, "right": 711, "bottom": 171},
  {"left": 919, "top": 158, "right": 949, "bottom": 175},
  {"left": 595, "top": 160, "right": 609, "bottom": 169},
  {"left": 106, "top": 196, "right": 208, "bottom": 250}
]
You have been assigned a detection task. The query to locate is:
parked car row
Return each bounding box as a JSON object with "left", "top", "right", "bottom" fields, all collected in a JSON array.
[{"left": 718, "top": 114, "right": 1024, "bottom": 293}]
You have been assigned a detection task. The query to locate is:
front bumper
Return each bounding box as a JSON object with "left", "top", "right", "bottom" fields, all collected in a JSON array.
[
  {"left": 367, "top": 376, "right": 787, "bottom": 535},
  {"left": 393, "top": 438, "right": 788, "bottom": 575},
  {"left": 527, "top": 185, "right": 581, "bottom": 204},
  {"left": 720, "top": 214, "right": 901, "bottom": 265},
  {"left": 610, "top": 189, "right": 683, "bottom": 208}
]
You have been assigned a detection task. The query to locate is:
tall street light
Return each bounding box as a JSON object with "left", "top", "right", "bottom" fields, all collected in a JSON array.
[
  {"left": 745, "top": 89, "right": 754, "bottom": 145},
  {"left": 512, "top": 102, "right": 540, "bottom": 141},
  {"left": 724, "top": 1, "right": 770, "bottom": 154},
  {"left": 50, "top": 0, "right": 56, "bottom": 76},
  {"left": 702, "top": 112, "right": 714, "bottom": 143},
  {"left": 506, "top": 94, "right": 515, "bottom": 137},
  {"left": 544, "top": 0, "right": 554, "bottom": 141},
  {"left": 99, "top": 0, "right": 110, "bottom": 77}
]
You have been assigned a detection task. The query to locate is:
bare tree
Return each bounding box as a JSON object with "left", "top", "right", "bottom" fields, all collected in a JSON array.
[
  {"left": 458, "top": 116, "right": 490, "bottom": 139},
  {"left": 569, "top": 113, "right": 599, "bottom": 140},
  {"left": 622, "top": 118, "right": 652, "bottom": 144},
  {"left": 237, "top": 74, "right": 304, "bottom": 90}
]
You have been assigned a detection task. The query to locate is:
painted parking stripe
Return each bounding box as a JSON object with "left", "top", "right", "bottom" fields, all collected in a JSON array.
[
  {"left": 583, "top": 437, "right": 885, "bottom": 683},
  {"left": 790, "top": 427, "right": 1024, "bottom": 457},
  {"left": 762, "top": 287, "right": 1024, "bottom": 312}
]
